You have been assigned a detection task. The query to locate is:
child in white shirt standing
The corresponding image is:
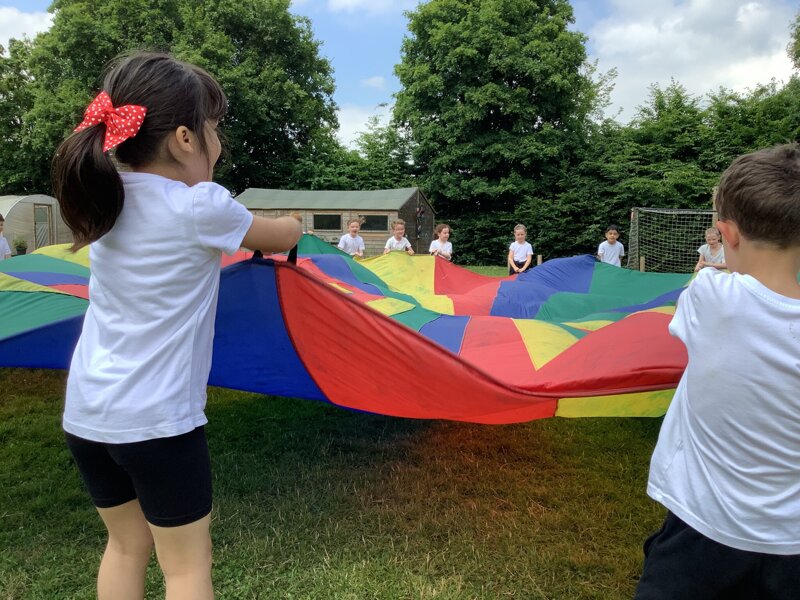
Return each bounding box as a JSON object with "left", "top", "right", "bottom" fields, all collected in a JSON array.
[
  {"left": 635, "top": 144, "right": 800, "bottom": 599},
  {"left": 337, "top": 218, "right": 365, "bottom": 258},
  {"left": 597, "top": 224, "right": 624, "bottom": 266},
  {"left": 384, "top": 219, "right": 414, "bottom": 254},
  {"left": 507, "top": 224, "right": 533, "bottom": 275},
  {"left": 428, "top": 223, "right": 453, "bottom": 261},
  {"left": 52, "top": 52, "right": 302, "bottom": 599}
]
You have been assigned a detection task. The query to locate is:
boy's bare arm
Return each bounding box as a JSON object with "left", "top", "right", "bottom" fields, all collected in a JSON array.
[{"left": 508, "top": 250, "right": 517, "bottom": 271}]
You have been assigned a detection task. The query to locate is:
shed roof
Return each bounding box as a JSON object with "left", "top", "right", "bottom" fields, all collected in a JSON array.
[
  {"left": 235, "top": 188, "right": 426, "bottom": 211},
  {"left": 0, "top": 194, "right": 57, "bottom": 217},
  {"left": 0, "top": 196, "right": 24, "bottom": 216}
]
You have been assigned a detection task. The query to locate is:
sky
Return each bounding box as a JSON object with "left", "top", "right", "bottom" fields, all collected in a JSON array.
[{"left": 1, "top": 0, "right": 796, "bottom": 147}]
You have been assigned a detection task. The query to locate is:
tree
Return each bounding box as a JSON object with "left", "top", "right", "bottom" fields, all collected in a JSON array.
[
  {"left": 289, "top": 117, "right": 415, "bottom": 191},
  {"left": 0, "top": 39, "right": 35, "bottom": 192},
  {"left": 393, "top": 0, "right": 597, "bottom": 263},
  {"left": 351, "top": 116, "right": 415, "bottom": 189},
  {"left": 521, "top": 83, "right": 719, "bottom": 260},
  {"left": 1, "top": 0, "right": 337, "bottom": 194},
  {"left": 790, "top": 12, "right": 800, "bottom": 70}
]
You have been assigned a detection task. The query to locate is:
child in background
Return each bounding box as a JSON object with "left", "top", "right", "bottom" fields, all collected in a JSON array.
[
  {"left": 507, "top": 224, "right": 533, "bottom": 275},
  {"left": 384, "top": 219, "right": 414, "bottom": 254},
  {"left": 338, "top": 218, "right": 365, "bottom": 257},
  {"left": 597, "top": 224, "right": 624, "bottom": 266},
  {"left": 635, "top": 144, "right": 800, "bottom": 599},
  {"left": 53, "top": 52, "right": 302, "bottom": 599},
  {"left": 693, "top": 226, "right": 726, "bottom": 271},
  {"left": 428, "top": 223, "right": 453, "bottom": 260},
  {"left": 0, "top": 213, "right": 10, "bottom": 260}
]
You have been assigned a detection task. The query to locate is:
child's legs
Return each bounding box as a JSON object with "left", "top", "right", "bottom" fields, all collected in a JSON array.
[
  {"left": 111, "top": 427, "right": 214, "bottom": 599},
  {"left": 67, "top": 432, "right": 151, "bottom": 599},
  {"left": 96, "top": 500, "right": 154, "bottom": 600},
  {"left": 67, "top": 428, "right": 213, "bottom": 599},
  {"left": 635, "top": 511, "right": 799, "bottom": 600},
  {"left": 149, "top": 514, "right": 213, "bottom": 600}
]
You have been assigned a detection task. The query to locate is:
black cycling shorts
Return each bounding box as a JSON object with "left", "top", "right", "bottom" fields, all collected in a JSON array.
[{"left": 65, "top": 426, "right": 212, "bottom": 528}]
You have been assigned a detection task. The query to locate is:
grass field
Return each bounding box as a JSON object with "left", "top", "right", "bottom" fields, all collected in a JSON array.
[{"left": 0, "top": 264, "right": 667, "bottom": 599}]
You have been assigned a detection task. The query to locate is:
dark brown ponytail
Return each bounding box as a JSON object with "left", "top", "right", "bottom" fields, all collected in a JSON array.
[
  {"left": 53, "top": 125, "right": 124, "bottom": 250},
  {"left": 52, "top": 51, "right": 227, "bottom": 251}
]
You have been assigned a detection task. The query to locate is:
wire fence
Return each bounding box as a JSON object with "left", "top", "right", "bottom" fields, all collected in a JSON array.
[{"left": 627, "top": 207, "right": 718, "bottom": 273}]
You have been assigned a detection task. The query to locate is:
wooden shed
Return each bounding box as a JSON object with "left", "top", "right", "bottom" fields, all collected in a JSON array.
[
  {"left": 0, "top": 195, "right": 73, "bottom": 255},
  {"left": 235, "top": 188, "right": 435, "bottom": 256}
]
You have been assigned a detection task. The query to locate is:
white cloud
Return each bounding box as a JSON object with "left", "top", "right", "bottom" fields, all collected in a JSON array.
[
  {"left": 327, "top": 0, "right": 417, "bottom": 15},
  {"left": 335, "top": 103, "right": 392, "bottom": 149},
  {"left": 361, "top": 75, "right": 386, "bottom": 90},
  {"left": 588, "top": 0, "right": 795, "bottom": 122},
  {"left": 0, "top": 7, "right": 52, "bottom": 52}
]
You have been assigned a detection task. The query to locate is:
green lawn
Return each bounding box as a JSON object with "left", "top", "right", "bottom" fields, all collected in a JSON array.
[
  {"left": 0, "top": 369, "right": 665, "bottom": 599},
  {"left": 0, "top": 265, "right": 666, "bottom": 599},
  {"left": 463, "top": 265, "right": 508, "bottom": 277}
]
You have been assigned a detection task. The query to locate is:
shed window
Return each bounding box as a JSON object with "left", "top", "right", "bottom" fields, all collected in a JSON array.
[
  {"left": 359, "top": 215, "right": 389, "bottom": 232},
  {"left": 313, "top": 214, "right": 342, "bottom": 231}
]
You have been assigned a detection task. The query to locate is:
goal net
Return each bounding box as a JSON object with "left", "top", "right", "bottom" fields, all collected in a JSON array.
[{"left": 627, "top": 208, "right": 718, "bottom": 273}]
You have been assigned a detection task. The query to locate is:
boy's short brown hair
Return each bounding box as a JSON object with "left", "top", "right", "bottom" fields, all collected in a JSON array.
[
  {"left": 716, "top": 144, "right": 800, "bottom": 248},
  {"left": 347, "top": 217, "right": 361, "bottom": 226},
  {"left": 391, "top": 219, "right": 405, "bottom": 229}
]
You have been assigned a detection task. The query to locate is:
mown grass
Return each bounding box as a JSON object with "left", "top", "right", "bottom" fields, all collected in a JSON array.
[
  {"left": 0, "top": 368, "right": 665, "bottom": 599},
  {"left": 462, "top": 265, "right": 508, "bottom": 277}
]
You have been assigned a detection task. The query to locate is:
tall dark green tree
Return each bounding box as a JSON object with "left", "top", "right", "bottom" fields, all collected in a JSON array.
[
  {"left": 524, "top": 83, "right": 717, "bottom": 259},
  {"left": 1, "top": 0, "right": 337, "bottom": 194},
  {"left": 289, "top": 117, "right": 415, "bottom": 191},
  {"left": 393, "top": 0, "right": 598, "bottom": 262}
]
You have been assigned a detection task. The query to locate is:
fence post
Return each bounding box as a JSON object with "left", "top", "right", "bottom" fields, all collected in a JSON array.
[
  {"left": 639, "top": 256, "right": 646, "bottom": 272},
  {"left": 536, "top": 254, "right": 542, "bottom": 266}
]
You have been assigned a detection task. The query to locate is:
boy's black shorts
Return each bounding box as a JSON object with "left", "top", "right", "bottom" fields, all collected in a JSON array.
[
  {"left": 635, "top": 511, "right": 800, "bottom": 600},
  {"left": 65, "top": 426, "right": 212, "bottom": 528},
  {"left": 509, "top": 260, "right": 529, "bottom": 275}
]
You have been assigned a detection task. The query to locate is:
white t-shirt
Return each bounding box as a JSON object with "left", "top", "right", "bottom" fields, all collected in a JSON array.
[
  {"left": 597, "top": 240, "right": 624, "bottom": 266},
  {"left": 385, "top": 236, "right": 411, "bottom": 251},
  {"left": 697, "top": 243, "right": 725, "bottom": 265},
  {"left": 338, "top": 234, "right": 365, "bottom": 255},
  {"left": 508, "top": 241, "right": 533, "bottom": 263},
  {"left": 429, "top": 239, "right": 452, "bottom": 259},
  {"left": 0, "top": 235, "right": 10, "bottom": 259},
  {"left": 647, "top": 268, "right": 800, "bottom": 554},
  {"left": 63, "top": 172, "right": 254, "bottom": 443}
]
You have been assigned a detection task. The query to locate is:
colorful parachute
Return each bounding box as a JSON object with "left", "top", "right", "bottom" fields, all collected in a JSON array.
[{"left": 0, "top": 236, "right": 693, "bottom": 423}]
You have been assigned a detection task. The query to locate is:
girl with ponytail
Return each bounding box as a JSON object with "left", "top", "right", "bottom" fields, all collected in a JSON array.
[{"left": 53, "top": 51, "right": 301, "bottom": 600}]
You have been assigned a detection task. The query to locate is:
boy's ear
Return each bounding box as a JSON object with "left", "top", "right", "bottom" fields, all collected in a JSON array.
[{"left": 716, "top": 220, "right": 740, "bottom": 249}]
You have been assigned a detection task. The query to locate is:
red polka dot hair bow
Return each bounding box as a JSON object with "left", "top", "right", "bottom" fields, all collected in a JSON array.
[{"left": 74, "top": 91, "right": 148, "bottom": 152}]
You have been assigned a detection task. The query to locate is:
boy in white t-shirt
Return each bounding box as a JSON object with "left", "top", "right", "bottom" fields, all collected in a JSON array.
[
  {"left": 635, "top": 144, "right": 800, "bottom": 599},
  {"left": 384, "top": 219, "right": 414, "bottom": 254},
  {"left": 597, "top": 224, "right": 624, "bottom": 266},
  {"left": 507, "top": 224, "right": 533, "bottom": 275},
  {"left": 338, "top": 218, "right": 365, "bottom": 258},
  {"left": 0, "top": 213, "right": 11, "bottom": 260}
]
